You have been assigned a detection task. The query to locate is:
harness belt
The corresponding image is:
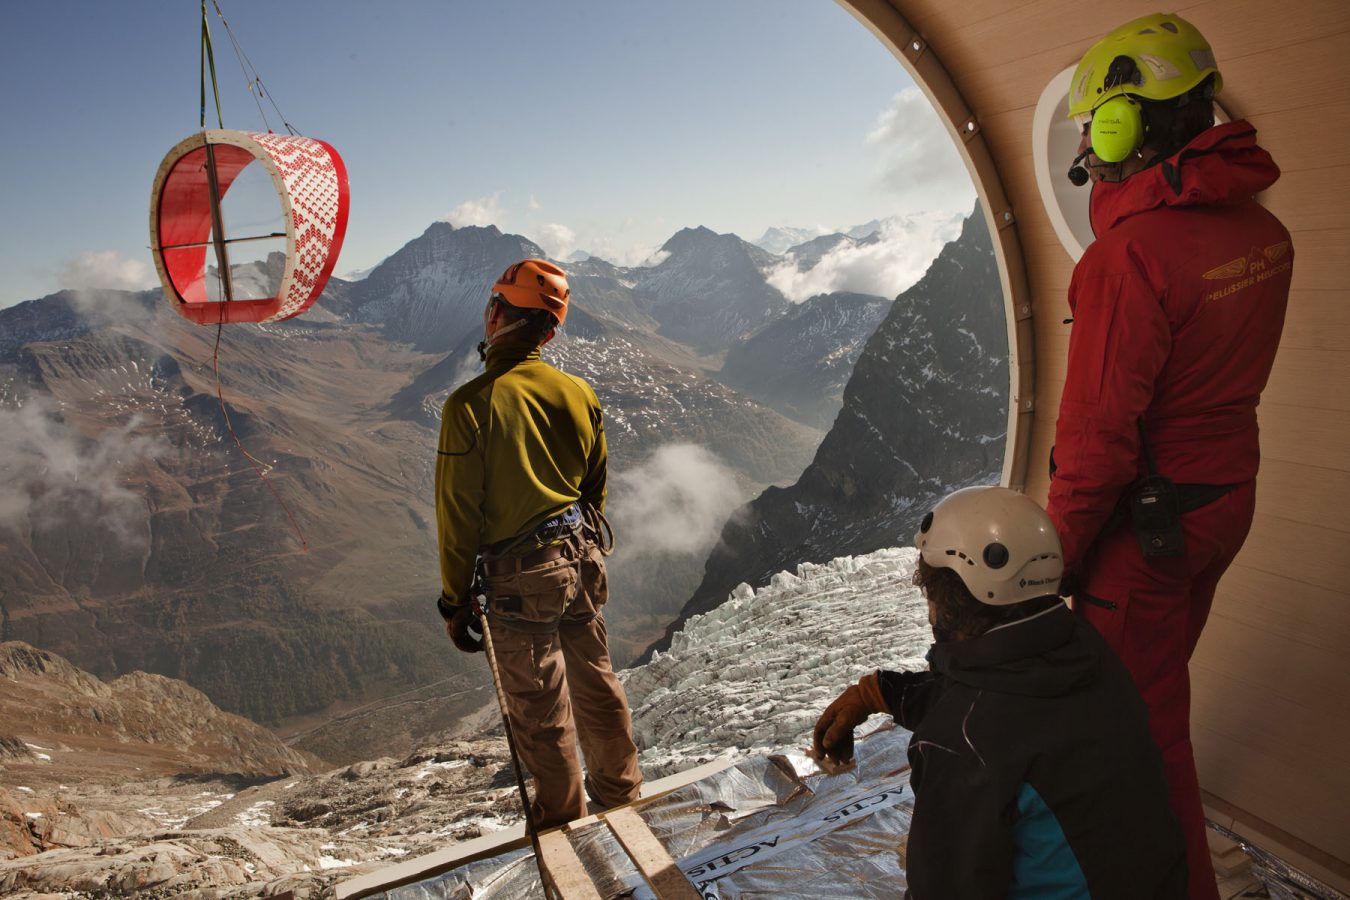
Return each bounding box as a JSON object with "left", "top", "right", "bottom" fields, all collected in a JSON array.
[
  {"left": 1175, "top": 482, "right": 1236, "bottom": 512},
  {"left": 1100, "top": 481, "right": 1237, "bottom": 540},
  {"left": 481, "top": 543, "right": 569, "bottom": 576}
]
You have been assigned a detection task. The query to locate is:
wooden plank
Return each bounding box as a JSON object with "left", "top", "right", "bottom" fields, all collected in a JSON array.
[
  {"left": 604, "top": 807, "right": 700, "bottom": 900},
  {"left": 1245, "top": 102, "right": 1350, "bottom": 173},
  {"left": 1263, "top": 344, "right": 1350, "bottom": 412},
  {"left": 333, "top": 822, "right": 529, "bottom": 899},
  {"left": 1213, "top": 562, "right": 1350, "bottom": 658},
  {"left": 1277, "top": 288, "right": 1350, "bottom": 352},
  {"left": 1267, "top": 231, "right": 1350, "bottom": 285},
  {"left": 1258, "top": 403, "right": 1350, "bottom": 471},
  {"left": 1255, "top": 458, "right": 1350, "bottom": 530},
  {"left": 537, "top": 830, "right": 602, "bottom": 900},
  {"left": 1195, "top": 609, "right": 1350, "bottom": 726},
  {"left": 1192, "top": 662, "right": 1350, "bottom": 863},
  {"left": 901, "top": 0, "right": 1039, "bottom": 37},
  {"left": 1218, "top": 29, "right": 1350, "bottom": 120},
  {"left": 1234, "top": 510, "right": 1350, "bottom": 597},
  {"left": 334, "top": 758, "right": 737, "bottom": 899},
  {"left": 1260, "top": 167, "right": 1350, "bottom": 234}
]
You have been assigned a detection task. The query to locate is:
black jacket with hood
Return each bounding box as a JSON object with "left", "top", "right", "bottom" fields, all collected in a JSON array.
[{"left": 878, "top": 603, "right": 1187, "bottom": 899}]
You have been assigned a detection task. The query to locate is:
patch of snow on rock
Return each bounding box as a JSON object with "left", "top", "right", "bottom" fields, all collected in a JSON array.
[{"left": 235, "top": 799, "right": 275, "bottom": 828}]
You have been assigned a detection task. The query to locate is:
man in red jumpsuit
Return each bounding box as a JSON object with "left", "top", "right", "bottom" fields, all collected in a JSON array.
[{"left": 1049, "top": 14, "right": 1291, "bottom": 898}]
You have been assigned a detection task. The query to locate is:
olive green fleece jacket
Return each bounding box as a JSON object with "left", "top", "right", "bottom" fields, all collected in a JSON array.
[{"left": 435, "top": 343, "right": 607, "bottom": 608}]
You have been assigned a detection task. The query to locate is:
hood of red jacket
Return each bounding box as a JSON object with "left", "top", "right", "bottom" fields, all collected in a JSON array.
[{"left": 1089, "top": 120, "right": 1281, "bottom": 237}]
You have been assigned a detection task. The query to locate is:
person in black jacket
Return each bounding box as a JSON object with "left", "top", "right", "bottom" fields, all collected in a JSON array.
[{"left": 813, "top": 486, "right": 1186, "bottom": 899}]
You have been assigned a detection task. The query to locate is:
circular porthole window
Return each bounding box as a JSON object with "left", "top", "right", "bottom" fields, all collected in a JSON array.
[{"left": 1033, "top": 66, "right": 1230, "bottom": 261}]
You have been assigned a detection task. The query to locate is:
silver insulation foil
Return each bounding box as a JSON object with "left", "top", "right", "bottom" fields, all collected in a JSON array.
[{"left": 382, "top": 722, "right": 914, "bottom": 899}]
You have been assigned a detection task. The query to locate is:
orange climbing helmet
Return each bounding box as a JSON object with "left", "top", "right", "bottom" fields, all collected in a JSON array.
[{"left": 491, "top": 259, "right": 571, "bottom": 327}]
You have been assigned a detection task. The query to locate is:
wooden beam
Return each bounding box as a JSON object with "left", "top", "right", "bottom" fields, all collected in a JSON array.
[
  {"left": 603, "top": 807, "right": 700, "bottom": 900},
  {"left": 537, "top": 829, "right": 602, "bottom": 900}
]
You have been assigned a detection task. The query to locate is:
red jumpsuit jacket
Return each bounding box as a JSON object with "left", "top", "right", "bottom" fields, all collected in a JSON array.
[{"left": 1047, "top": 121, "right": 1292, "bottom": 573}]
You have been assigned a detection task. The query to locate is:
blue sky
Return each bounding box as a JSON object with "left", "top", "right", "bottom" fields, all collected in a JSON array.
[{"left": 0, "top": 0, "right": 973, "bottom": 308}]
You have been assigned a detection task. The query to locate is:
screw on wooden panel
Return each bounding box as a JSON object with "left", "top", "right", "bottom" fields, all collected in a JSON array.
[
  {"left": 1020, "top": 398, "right": 1035, "bottom": 411},
  {"left": 1019, "top": 304, "right": 1031, "bottom": 316}
]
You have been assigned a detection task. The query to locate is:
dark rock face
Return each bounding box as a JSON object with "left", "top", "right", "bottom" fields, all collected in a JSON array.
[
  {"left": 717, "top": 291, "right": 891, "bottom": 429},
  {"left": 644, "top": 206, "right": 1007, "bottom": 659}
]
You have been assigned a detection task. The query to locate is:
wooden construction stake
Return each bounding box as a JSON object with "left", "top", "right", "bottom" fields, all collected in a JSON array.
[
  {"left": 536, "top": 830, "right": 602, "bottom": 900},
  {"left": 603, "top": 807, "right": 701, "bottom": 900}
]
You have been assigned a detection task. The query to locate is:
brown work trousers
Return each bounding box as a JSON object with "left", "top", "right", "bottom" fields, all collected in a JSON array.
[{"left": 482, "top": 539, "right": 643, "bottom": 830}]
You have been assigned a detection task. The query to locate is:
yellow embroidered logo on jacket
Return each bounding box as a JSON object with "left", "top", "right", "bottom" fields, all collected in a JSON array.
[{"left": 1202, "top": 242, "right": 1291, "bottom": 303}]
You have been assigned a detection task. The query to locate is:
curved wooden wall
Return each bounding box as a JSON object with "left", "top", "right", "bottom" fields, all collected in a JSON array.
[{"left": 840, "top": 0, "right": 1350, "bottom": 884}]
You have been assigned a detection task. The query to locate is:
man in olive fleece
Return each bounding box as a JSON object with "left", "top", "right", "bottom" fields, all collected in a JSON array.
[{"left": 435, "top": 258, "right": 642, "bottom": 830}]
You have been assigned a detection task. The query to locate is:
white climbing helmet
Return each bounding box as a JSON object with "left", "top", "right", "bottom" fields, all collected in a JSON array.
[{"left": 914, "top": 486, "right": 1064, "bottom": 605}]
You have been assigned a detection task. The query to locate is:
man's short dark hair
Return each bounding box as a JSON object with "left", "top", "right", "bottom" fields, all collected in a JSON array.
[
  {"left": 1141, "top": 74, "right": 1217, "bottom": 160},
  {"left": 914, "top": 557, "right": 1061, "bottom": 643},
  {"left": 492, "top": 295, "right": 558, "bottom": 345}
]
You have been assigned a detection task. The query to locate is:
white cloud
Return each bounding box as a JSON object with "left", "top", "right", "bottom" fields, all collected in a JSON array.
[
  {"left": 609, "top": 444, "right": 745, "bottom": 559},
  {"left": 57, "top": 251, "right": 156, "bottom": 292},
  {"left": 866, "top": 88, "right": 975, "bottom": 216},
  {"left": 65, "top": 288, "right": 156, "bottom": 328},
  {"left": 444, "top": 193, "right": 505, "bottom": 228},
  {"left": 572, "top": 237, "right": 670, "bottom": 268},
  {"left": 533, "top": 223, "right": 579, "bottom": 261},
  {"left": 0, "top": 397, "right": 163, "bottom": 547},
  {"left": 765, "top": 211, "right": 965, "bottom": 303},
  {"left": 528, "top": 195, "right": 541, "bottom": 210}
]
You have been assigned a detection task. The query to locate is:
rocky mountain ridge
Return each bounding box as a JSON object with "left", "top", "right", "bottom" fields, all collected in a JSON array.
[
  {"left": 0, "top": 214, "right": 911, "bottom": 765},
  {"left": 0, "top": 641, "right": 317, "bottom": 789},
  {"left": 717, "top": 291, "right": 892, "bottom": 429},
  {"left": 645, "top": 204, "right": 1007, "bottom": 658}
]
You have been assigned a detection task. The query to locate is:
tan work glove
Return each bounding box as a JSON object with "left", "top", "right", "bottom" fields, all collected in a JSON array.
[{"left": 812, "top": 671, "right": 888, "bottom": 767}]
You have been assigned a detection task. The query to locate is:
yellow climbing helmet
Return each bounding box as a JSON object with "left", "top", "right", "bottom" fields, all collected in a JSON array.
[{"left": 1067, "top": 13, "right": 1222, "bottom": 122}]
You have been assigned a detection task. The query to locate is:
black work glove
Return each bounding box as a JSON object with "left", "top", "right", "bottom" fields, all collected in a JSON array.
[
  {"left": 447, "top": 603, "right": 483, "bottom": 654},
  {"left": 812, "top": 671, "right": 888, "bottom": 766}
]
